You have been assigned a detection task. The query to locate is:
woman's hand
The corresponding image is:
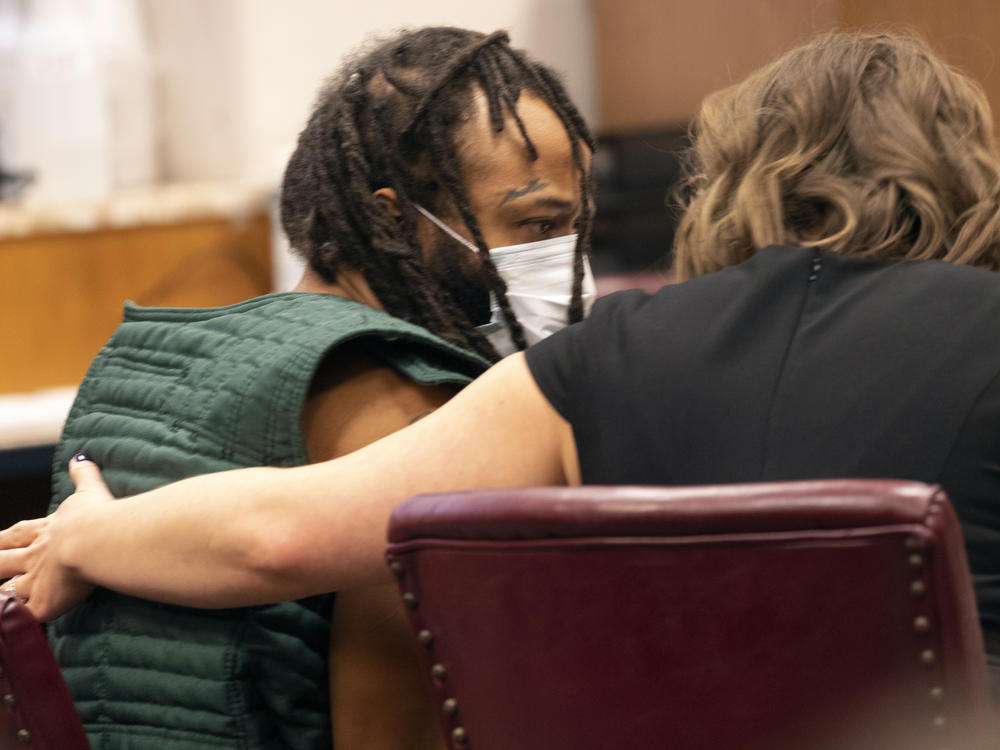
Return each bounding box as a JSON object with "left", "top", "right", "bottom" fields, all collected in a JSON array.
[{"left": 0, "top": 456, "right": 114, "bottom": 621}]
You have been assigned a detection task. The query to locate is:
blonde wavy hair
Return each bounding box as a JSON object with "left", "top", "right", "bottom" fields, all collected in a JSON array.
[{"left": 674, "top": 31, "right": 1000, "bottom": 281}]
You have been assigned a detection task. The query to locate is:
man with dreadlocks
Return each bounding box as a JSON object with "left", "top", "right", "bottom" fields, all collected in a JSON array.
[{"left": 32, "top": 26, "right": 595, "bottom": 750}]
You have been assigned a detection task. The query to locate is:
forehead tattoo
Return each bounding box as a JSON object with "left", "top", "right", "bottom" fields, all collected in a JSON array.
[{"left": 500, "top": 179, "right": 549, "bottom": 207}]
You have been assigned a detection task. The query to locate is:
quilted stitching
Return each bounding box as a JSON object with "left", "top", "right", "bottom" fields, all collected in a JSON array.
[{"left": 48, "top": 293, "right": 488, "bottom": 750}]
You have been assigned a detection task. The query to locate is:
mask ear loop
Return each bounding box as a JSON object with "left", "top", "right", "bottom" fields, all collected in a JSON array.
[
  {"left": 413, "top": 204, "right": 481, "bottom": 254},
  {"left": 413, "top": 203, "right": 505, "bottom": 333}
]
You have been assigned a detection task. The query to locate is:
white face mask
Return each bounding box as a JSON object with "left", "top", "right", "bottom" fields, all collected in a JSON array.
[{"left": 414, "top": 204, "right": 596, "bottom": 357}]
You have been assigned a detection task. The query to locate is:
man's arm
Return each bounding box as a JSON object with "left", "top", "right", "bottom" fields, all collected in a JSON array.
[
  {"left": 0, "top": 353, "right": 579, "bottom": 620},
  {"left": 301, "top": 344, "right": 456, "bottom": 750}
]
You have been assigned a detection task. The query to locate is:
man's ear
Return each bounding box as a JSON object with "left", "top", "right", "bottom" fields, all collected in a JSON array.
[{"left": 372, "top": 187, "right": 402, "bottom": 217}]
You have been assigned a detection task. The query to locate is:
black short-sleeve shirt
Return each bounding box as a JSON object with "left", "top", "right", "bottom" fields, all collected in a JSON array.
[{"left": 526, "top": 245, "right": 1000, "bottom": 633}]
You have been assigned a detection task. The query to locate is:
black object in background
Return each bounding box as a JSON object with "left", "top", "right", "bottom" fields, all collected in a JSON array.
[
  {"left": 0, "top": 446, "right": 53, "bottom": 529},
  {"left": 590, "top": 127, "right": 690, "bottom": 276}
]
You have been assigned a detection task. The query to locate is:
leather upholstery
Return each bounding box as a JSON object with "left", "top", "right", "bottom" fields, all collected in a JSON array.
[
  {"left": 0, "top": 591, "right": 89, "bottom": 749},
  {"left": 386, "top": 480, "right": 997, "bottom": 750}
]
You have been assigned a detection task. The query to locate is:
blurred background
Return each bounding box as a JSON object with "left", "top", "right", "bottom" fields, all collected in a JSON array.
[{"left": 2, "top": 0, "right": 999, "bottom": 520}]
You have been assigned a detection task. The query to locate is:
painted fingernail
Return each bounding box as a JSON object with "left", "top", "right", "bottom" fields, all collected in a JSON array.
[{"left": 72, "top": 452, "right": 92, "bottom": 463}]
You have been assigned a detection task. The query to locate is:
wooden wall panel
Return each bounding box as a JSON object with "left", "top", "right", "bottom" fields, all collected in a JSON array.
[
  {"left": 841, "top": 0, "right": 1000, "bottom": 136},
  {"left": 0, "top": 214, "right": 271, "bottom": 393},
  {"left": 593, "top": 0, "right": 1000, "bottom": 135},
  {"left": 593, "top": 0, "right": 840, "bottom": 133}
]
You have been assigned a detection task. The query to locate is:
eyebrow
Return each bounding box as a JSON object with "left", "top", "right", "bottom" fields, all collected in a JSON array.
[
  {"left": 499, "top": 179, "right": 548, "bottom": 206},
  {"left": 503, "top": 195, "right": 577, "bottom": 213}
]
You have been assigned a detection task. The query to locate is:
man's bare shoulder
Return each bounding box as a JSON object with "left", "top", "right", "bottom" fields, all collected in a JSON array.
[{"left": 303, "top": 340, "right": 461, "bottom": 461}]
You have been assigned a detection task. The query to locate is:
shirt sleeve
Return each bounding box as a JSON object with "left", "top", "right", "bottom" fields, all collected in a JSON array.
[
  {"left": 525, "top": 289, "right": 661, "bottom": 484},
  {"left": 524, "top": 290, "right": 648, "bottom": 425},
  {"left": 523, "top": 316, "right": 583, "bottom": 424}
]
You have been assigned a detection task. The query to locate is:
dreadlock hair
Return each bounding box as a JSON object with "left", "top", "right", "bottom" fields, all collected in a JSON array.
[{"left": 280, "top": 27, "right": 595, "bottom": 362}]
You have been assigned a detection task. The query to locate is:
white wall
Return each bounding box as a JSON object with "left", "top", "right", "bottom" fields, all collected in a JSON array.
[
  {"left": 148, "top": 0, "right": 596, "bottom": 186},
  {"left": 144, "top": 0, "right": 244, "bottom": 183}
]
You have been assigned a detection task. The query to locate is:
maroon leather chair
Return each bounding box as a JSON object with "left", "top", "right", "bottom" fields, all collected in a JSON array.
[
  {"left": 386, "top": 480, "right": 997, "bottom": 750},
  {"left": 0, "top": 591, "right": 89, "bottom": 749}
]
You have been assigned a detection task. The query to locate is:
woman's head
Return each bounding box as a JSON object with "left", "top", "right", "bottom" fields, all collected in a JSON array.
[{"left": 674, "top": 31, "right": 1000, "bottom": 280}]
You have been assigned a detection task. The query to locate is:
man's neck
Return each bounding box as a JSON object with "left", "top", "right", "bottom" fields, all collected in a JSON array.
[{"left": 292, "top": 266, "right": 384, "bottom": 311}]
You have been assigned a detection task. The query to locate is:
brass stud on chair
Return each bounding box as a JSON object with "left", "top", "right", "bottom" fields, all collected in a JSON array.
[
  {"left": 913, "top": 616, "right": 931, "bottom": 634},
  {"left": 920, "top": 649, "right": 936, "bottom": 666},
  {"left": 910, "top": 580, "right": 926, "bottom": 597},
  {"left": 908, "top": 553, "right": 925, "bottom": 569},
  {"left": 443, "top": 698, "right": 458, "bottom": 716},
  {"left": 389, "top": 561, "right": 405, "bottom": 578},
  {"left": 451, "top": 726, "right": 468, "bottom": 746},
  {"left": 905, "top": 536, "right": 926, "bottom": 550},
  {"left": 932, "top": 715, "right": 948, "bottom": 730},
  {"left": 402, "top": 592, "right": 418, "bottom": 609},
  {"left": 417, "top": 629, "right": 434, "bottom": 646},
  {"left": 2, "top": 693, "right": 14, "bottom": 706},
  {"left": 929, "top": 686, "right": 945, "bottom": 702},
  {"left": 15, "top": 728, "right": 30, "bottom": 744},
  {"left": 431, "top": 663, "right": 447, "bottom": 682}
]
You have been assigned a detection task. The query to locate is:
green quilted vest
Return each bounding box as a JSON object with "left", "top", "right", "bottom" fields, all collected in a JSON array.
[{"left": 48, "top": 292, "right": 489, "bottom": 750}]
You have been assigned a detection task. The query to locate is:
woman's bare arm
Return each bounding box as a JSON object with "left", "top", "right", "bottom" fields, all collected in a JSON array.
[{"left": 0, "top": 353, "right": 579, "bottom": 620}]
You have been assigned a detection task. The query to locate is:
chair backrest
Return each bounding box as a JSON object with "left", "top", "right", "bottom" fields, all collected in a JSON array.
[
  {"left": 386, "top": 480, "right": 997, "bottom": 750},
  {"left": 0, "top": 591, "right": 89, "bottom": 750}
]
